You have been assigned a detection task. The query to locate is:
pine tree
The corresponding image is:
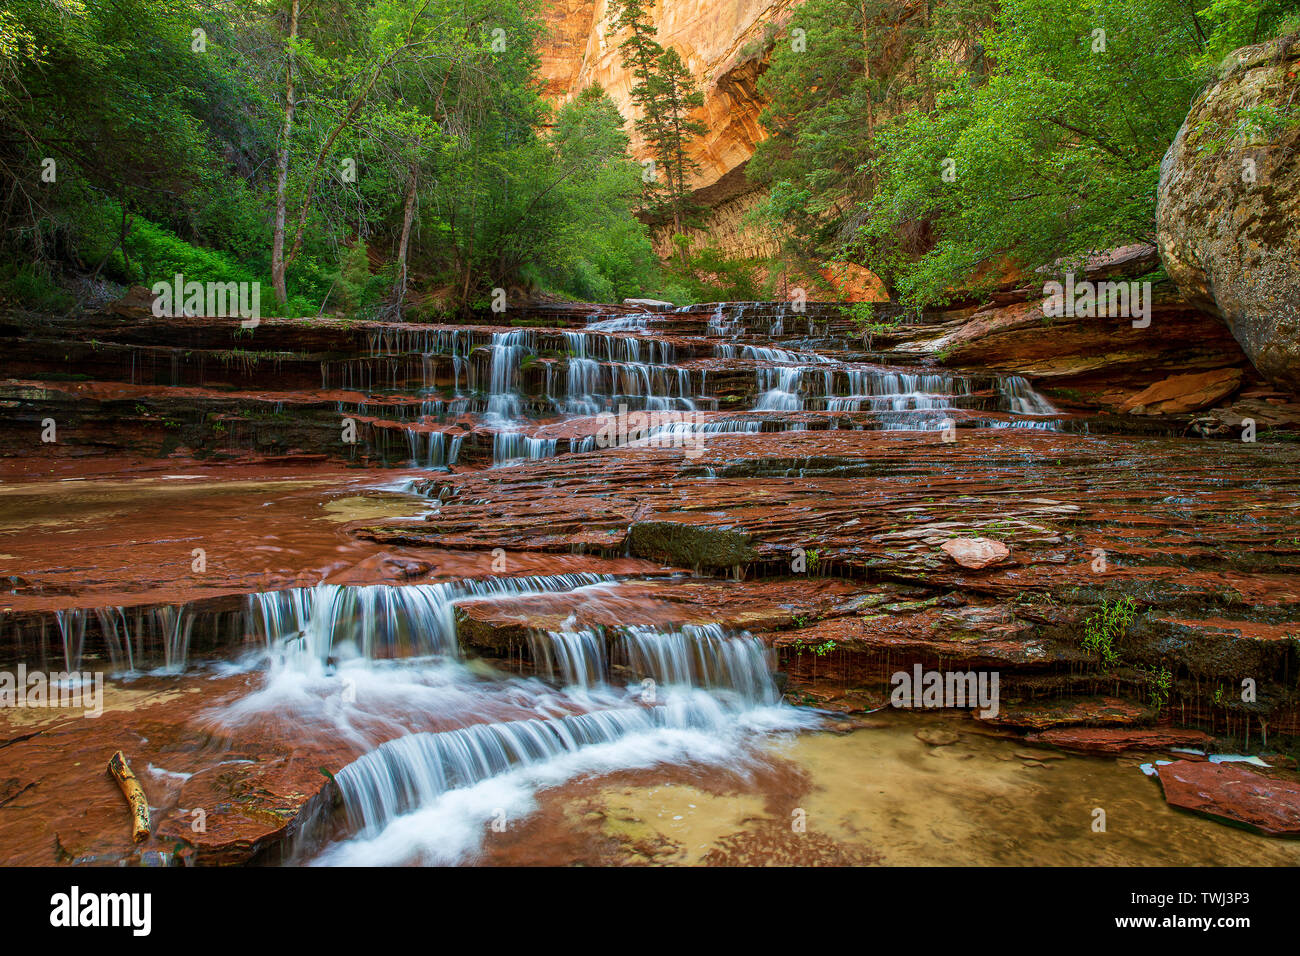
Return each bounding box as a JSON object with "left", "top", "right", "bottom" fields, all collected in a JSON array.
[{"left": 607, "top": 1, "right": 707, "bottom": 242}]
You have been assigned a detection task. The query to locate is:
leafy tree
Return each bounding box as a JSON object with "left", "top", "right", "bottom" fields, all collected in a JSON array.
[
  {"left": 855, "top": 0, "right": 1300, "bottom": 307},
  {"left": 0, "top": 0, "right": 658, "bottom": 314},
  {"left": 749, "top": 0, "right": 968, "bottom": 260},
  {"left": 752, "top": 0, "right": 1299, "bottom": 307}
]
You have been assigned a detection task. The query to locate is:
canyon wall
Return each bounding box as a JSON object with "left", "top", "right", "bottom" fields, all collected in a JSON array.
[{"left": 540, "top": 0, "right": 798, "bottom": 259}]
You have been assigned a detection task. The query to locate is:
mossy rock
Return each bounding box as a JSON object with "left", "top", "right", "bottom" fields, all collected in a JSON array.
[{"left": 626, "top": 521, "right": 757, "bottom": 569}]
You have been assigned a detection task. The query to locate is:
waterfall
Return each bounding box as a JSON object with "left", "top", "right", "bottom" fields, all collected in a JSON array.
[
  {"left": 46, "top": 604, "right": 198, "bottom": 674},
  {"left": 333, "top": 703, "right": 732, "bottom": 839},
  {"left": 486, "top": 330, "right": 526, "bottom": 422},
  {"left": 326, "top": 621, "right": 790, "bottom": 853},
  {"left": 406, "top": 430, "right": 463, "bottom": 470},
  {"left": 248, "top": 573, "right": 618, "bottom": 672},
  {"left": 493, "top": 432, "right": 559, "bottom": 466},
  {"left": 1002, "top": 375, "right": 1058, "bottom": 415},
  {"left": 527, "top": 623, "right": 777, "bottom": 705}
]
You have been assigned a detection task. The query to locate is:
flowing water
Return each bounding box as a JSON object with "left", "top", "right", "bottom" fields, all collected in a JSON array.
[
  {"left": 346, "top": 306, "right": 1065, "bottom": 471},
  {"left": 21, "top": 302, "right": 1265, "bottom": 870}
]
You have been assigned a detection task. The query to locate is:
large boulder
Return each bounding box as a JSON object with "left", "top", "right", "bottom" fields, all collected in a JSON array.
[{"left": 1157, "top": 33, "right": 1300, "bottom": 391}]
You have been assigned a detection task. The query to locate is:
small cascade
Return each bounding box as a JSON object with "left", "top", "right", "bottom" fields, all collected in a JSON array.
[
  {"left": 526, "top": 623, "right": 777, "bottom": 705},
  {"left": 527, "top": 629, "right": 607, "bottom": 689},
  {"left": 755, "top": 366, "right": 835, "bottom": 411},
  {"left": 486, "top": 330, "right": 527, "bottom": 422},
  {"left": 823, "top": 369, "right": 971, "bottom": 414},
  {"left": 1002, "top": 375, "right": 1058, "bottom": 416},
  {"left": 616, "top": 624, "right": 778, "bottom": 706},
  {"left": 493, "top": 431, "right": 558, "bottom": 466},
  {"left": 716, "top": 343, "right": 833, "bottom": 364},
  {"left": 48, "top": 604, "right": 197, "bottom": 674},
  {"left": 327, "top": 621, "right": 788, "bottom": 851},
  {"left": 406, "top": 430, "right": 464, "bottom": 470},
  {"left": 586, "top": 313, "right": 648, "bottom": 333},
  {"left": 707, "top": 303, "right": 744, "bottom": 338},
  {"left": 249, "top": 573, "right": 617, "bottom": 673},
  {"left": 332, "top": 706, "right": 699, "bottom": 838}
]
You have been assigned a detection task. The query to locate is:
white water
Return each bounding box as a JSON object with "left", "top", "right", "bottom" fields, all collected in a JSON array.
[
  {"left": 204, "top": 569, "right": 816, "bottom": 866},
  {"left": 363, "top": 306, "right": 1062, "bottom": 472}
]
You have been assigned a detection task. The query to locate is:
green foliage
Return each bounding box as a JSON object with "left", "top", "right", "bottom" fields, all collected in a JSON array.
[
  {"left": 792, "top": 638, "right": 838, "bottom": 657},
  {"left": 0, "top": 263, "right": 74, "bottom": 312},
  {"left": 752, "top": 0, "right": 1300, "bottom": 306},
  {"left": 529, "top": 86, "right": 661, "bottom": 302},
  {"left": 843, "top": 301, "right": 905, "bottom": 348},
  {"left": 750, "top": 0, "right": 987, "bottom": 261},
  {"left": 662, "top": 242, "right": 762, "bottom": 304},
  {"left": 1144, "top": 665, "right": 1173, "bottom": 715},
  {"left": 1, "top": 0, "right": 658, "bottom": 314},
  {"left": 607, "top": 0, "right": 708, "bottom": 237},
  {"left": 1080, "top": 596, "right": 1138, "bottom": 668}
]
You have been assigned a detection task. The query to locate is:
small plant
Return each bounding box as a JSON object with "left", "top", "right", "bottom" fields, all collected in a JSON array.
[
  {"left": 1144, "top": 665, "right": 1172, "bottom": 716},
  {"left": 1080, "top": 595, "right": 1137, "bottom": 669},
  {"left": 811, "top": 640, "right": 837, "bottom": 657},
  {"left": 843, "top": 302, "right": 903, "bottom": 350}
]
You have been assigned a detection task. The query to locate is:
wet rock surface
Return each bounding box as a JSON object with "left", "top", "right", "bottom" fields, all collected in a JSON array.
[
  {"left": 1155, "top": 760, "right": 1300, "bottom": 837},
  {"left": 2, "top": 296, "right": 1299, "bottom": 864}
]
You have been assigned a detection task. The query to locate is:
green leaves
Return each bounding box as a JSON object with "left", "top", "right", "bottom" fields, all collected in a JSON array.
[{"left": 754, "top": 0, "right": 1299, "bottom": 307}]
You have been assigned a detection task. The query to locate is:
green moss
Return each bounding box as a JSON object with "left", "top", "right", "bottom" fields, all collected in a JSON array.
[{"left": 626, "top": 521, "right": 757, "bottom": 569}]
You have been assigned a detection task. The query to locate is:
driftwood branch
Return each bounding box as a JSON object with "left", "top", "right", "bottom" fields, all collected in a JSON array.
[{"left": 107, "top": 751, "right": 150, "bottom": 843}]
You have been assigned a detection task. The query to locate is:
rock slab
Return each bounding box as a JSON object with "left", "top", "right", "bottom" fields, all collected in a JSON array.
[{"left": 1156, "top": 760, "right": 1300, "bottom": 837}]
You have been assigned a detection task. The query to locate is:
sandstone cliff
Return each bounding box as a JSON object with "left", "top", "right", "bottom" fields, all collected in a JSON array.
[{"left": 540, "top": 0, "right": 798, "bottom": 259}]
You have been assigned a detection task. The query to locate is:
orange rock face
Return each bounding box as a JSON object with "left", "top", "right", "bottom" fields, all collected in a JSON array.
[{"left": 540, "top": 0, "right": 795, "bottom": 195}]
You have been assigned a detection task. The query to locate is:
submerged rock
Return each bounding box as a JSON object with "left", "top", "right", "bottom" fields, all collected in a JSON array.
[
  {"left": 915, "top": 728, "right": 960, "bottom": 746},
  {"left": 1155, "top": 759, "right": 1300, "bottom": 837},
  {"left": 1157, "top": 32, "right": 1300, "bottom": 390}
]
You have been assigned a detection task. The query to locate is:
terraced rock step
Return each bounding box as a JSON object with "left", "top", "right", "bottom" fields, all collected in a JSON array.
[{"left": 3, "top": 296, "right": 1299, "bottom": 865}]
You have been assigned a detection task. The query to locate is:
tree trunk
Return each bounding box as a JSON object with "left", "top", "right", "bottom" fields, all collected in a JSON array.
[
  {"left": 393, "top": 162, "right": 419, "bottom": 314},
  {"left": 861, "top": 2, "right": 877, "bottom": 194},
  {"left": 271, "top": 0, "right": 300, "bottom": 307}
]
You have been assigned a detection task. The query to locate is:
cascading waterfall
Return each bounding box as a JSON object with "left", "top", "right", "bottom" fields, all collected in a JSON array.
[
  {"left": 240, "top": 561, "right": 803, "bottom": 864},
  {"left": 406, "top": 430, "right": 464, "bottom": 469},
  {"left": 1002, "top": 375, "right": 1058, "bottom": 416},
  {"left": 326, "top": 307, "right": 1061, "bottom": 477},
  {"left": 486, "top": 330, "right": 527, "bottom": 421},
  {"left": 44, "top": 604, "right": 199, "bottom": 674},
  {"left": 527, "top": 623, "right": 776, "bottom": 705},
  {"left": 331, "top": 703, "right": 740, "bottom": 842},
  {"left": 248, "top": 572, "right": 618, "bottom": 672},
  {"left": 322, "top": 618, "right": 795, "bottom": 861}
]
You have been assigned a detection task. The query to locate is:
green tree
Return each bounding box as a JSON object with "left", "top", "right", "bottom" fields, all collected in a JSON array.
[
  {"left": 606, "top": 0, "right": 707, "bottom": 243},
  {"left": 855, "top": 0, "right": 1299, "bottom": 306}
]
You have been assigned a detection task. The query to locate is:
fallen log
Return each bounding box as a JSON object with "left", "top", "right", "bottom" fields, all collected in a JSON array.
[{"left": 107, "top": 751, "right": 151, "bottom": 843}]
